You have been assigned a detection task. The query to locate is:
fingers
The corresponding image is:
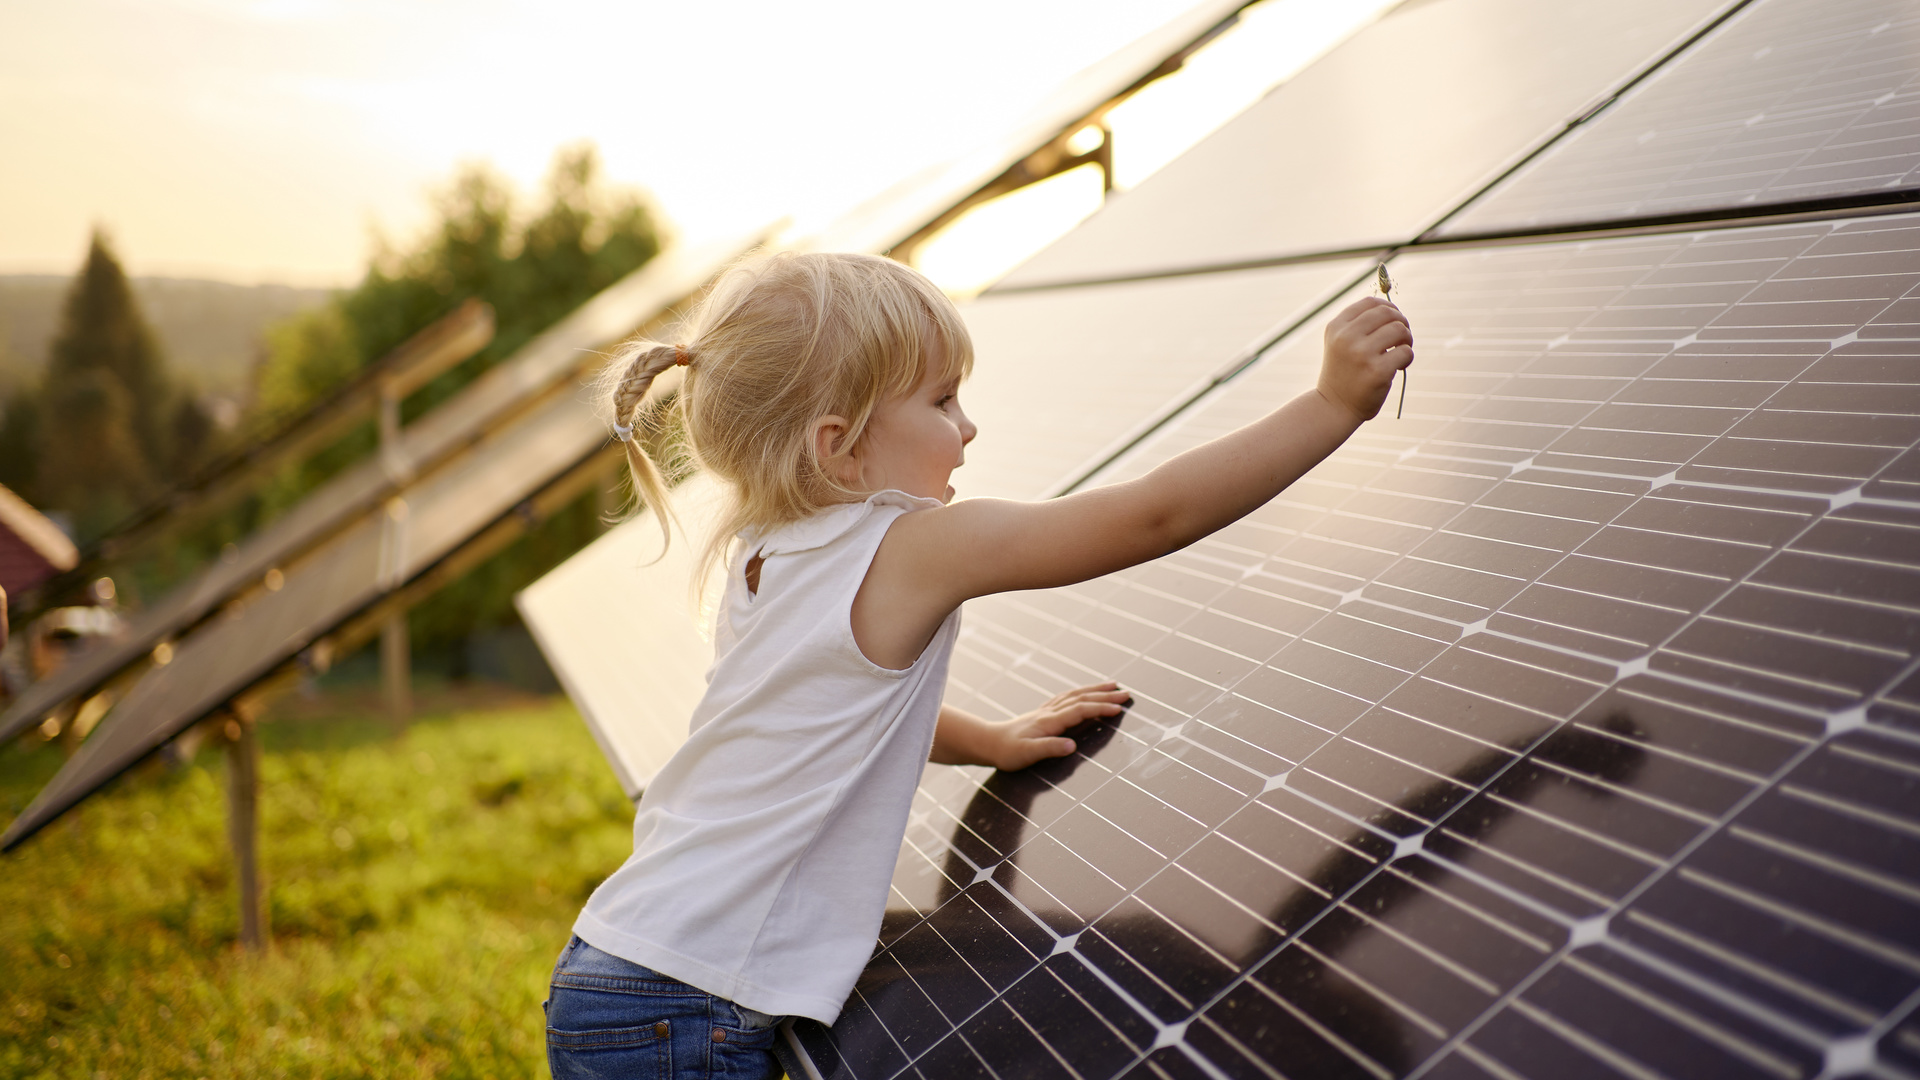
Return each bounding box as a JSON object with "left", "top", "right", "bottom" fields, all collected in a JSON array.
[
  {"left": 1001, "top": 735, "right": 1079, "bottom": 771},
  {"left": 1362, "top": 320, "right": 1414, "bottom": 367},
  {"left": 998, "top": 682, "right": 1132, "bottom": 770},
  {"left": 1327, "top": 296, "right": 1405, "bottom": 338},
  {"left": 1045, "top": 681, "right": 1128, "bottom": 708},
  {"left": 1013, "top": 682, "right": 1132, "bottom": 757},
  {"left": 1031, "top": 697, "right": 1128, "bottom": 736},
  {"left": 1339, "top": 303, "right": 1411, "bottom": 351},
  {"left": 1327, "top": 295, "right": 1390, "bottom": 330}
]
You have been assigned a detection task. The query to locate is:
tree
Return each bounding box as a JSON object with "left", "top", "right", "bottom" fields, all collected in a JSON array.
[{"left": 35, "top": 232, "right": 176, "bottom": 539}]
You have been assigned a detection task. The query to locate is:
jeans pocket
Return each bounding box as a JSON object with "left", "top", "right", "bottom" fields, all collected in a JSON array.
[{"left": 545, "top": 987, "right": 675, "bottom": 1080}]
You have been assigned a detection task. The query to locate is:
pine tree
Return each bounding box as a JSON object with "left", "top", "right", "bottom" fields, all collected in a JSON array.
[{"left": 38, "top": 231, "right": 173, "bottom": 538}]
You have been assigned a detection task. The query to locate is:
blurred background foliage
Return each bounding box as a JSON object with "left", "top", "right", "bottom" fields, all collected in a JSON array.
[{"left": 0, "top": 143, "right": 661, "bottom": 676}]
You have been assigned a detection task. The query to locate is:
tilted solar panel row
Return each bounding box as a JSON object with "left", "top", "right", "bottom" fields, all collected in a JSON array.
[
  {"left": 1440, "top": 0, "right": 1920, "bottom": 238},
  {"left": 507, "top": 0, "right": 1920, "bottom": 1075},
  {"left": 802, "top": 210, "right": 1920, "bottom": 1079},
  {"left": 20, "top": 299, "right": 492, "bottom": 619},
  {"left": 789, "top": 0, "right": 1920, "bottom": 1071},
  {"left": 802, "top": 0, "right": 1254, "bottom": 258},
  {"left": 0, "top": 233, "right": 761, "bottom": 747},
  {"left": 521, "top": 0, "right": 1752, "bottom": 791},
  {"left": 991, "top": 0, "right": 1740, "bottom": 290},
  {"left": 0, "top": 372, "right": 617, "bottom": 848},
  {"left": 0, "top": 232, "right": 769, "bottom": 849}
]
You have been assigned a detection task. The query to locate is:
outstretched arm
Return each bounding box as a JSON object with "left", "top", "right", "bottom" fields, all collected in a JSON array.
[
  {"left": 930, "top": 683, "right": 1131, "bottom": 770},
  {"left": 884, "top": 296, "right": 1412, "bottom": 614}
]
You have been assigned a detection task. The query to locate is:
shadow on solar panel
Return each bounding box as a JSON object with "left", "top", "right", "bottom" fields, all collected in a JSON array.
[
  {"left": 797, "top": 210, "right": 1920, "bottom": 1078},
  {"left": 810, "top": 711, "right": 1662, "bottom": 1077}
]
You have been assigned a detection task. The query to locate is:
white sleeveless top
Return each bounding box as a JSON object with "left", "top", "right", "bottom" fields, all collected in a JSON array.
[{"left": 574, "top": 489, "right": 961, "bottom": 1024}]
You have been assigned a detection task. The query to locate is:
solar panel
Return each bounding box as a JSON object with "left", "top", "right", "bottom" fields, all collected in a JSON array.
[
  {"left": 519, "top": 1, "right": 1372, "bottom": 795},
  {"left": 958, "top": 259, "right": 1369, "bottom": 501},
  {"left": 0, "top": 382, "right": 614, "bottom": 845},
  {"left": 0, "top": 230, "right": 772, "bottom": 847},
  {"left": 0, "top": 382, "right": 617, "bottom": 849},
  {"left": 519, "top": 259, "right": 1373, "bottom": 797},
  {"left": 992, "top": 0, "right": 1737, "bottom": 292},
  {"left": 516, "top": 475, "right": 729, "bottom": 799},
  {"left": 1439, "top": 0, "right": 1920, "bottom": 239},
  {"left": 0, "top": 230, "right": 763, "bottom": 746},
  {"left": 797, "top": 0, "right": 1252, "bottom": 258},
  {"left": 34, "top": 298, "right": 492, "bottom": 605},
  {"left": 795, "top": 209, "right": 1920, "bottom": 1079}
]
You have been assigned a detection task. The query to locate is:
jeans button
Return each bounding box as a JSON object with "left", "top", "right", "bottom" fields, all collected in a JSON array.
[
  {"left": 655, "top": 1022, "right": 669, "bottom": 1038},
  {"left": 712, "top": 1029, "right": 727, "bottom": 1043}
]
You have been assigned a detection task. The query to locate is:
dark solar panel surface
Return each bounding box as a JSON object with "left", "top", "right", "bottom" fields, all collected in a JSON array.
[
  {"left": 958, "top": 259, "right": 1370, "bottom": 501},
  {"left": 799, "top": 211, "right": 1920, "bottom": 1079},
  {"left": 1441, "top": 0, "right": 1920, "bottom": 238},
  {"left": 992, "top": 0, "right": 1735, "bottom": 291},
  {"left": 0, "top": 389, "right": 608, "bottom": 849}
]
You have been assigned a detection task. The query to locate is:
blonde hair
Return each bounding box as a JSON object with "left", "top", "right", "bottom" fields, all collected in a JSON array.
[{"left": 599, "top": 250, "right": 973, "bottom": 586}]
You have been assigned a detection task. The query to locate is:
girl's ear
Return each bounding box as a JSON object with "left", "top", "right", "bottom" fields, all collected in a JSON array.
[{"left": 812, "top": 415, "right": 861, "bottom": 485}]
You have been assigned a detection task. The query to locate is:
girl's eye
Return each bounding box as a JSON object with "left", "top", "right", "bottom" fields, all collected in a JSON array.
[{"left": 936, "top": 394, "right": 955, "bottom": 409}]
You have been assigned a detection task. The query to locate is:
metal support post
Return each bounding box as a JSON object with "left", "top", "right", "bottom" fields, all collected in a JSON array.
[
  {"left": 378, "top": 388, "right": 412, "bottom": 724},
  {"left": 382, "top": 614, "right": 411, "bottom": 723},
  {"left": 224, "top": 709, "right": 267, "bottom": 952}
]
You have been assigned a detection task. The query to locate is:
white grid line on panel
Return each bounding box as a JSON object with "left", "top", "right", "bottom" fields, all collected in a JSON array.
[
  {"left": 854, "top": 217, "right": 1920, "bottom": 1080},
  {"left": 1172, "top": 226, "right": 1915, "bottom": 1070}
]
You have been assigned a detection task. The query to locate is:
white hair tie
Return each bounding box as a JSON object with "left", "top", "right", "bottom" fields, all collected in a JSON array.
[{"left": 612, "top": 420, "right": 635, "bottom": 442}]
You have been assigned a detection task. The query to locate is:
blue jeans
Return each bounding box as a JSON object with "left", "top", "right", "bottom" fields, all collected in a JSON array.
[{"left": 545, "top": 936, "right": 789, "bottom": 1080}]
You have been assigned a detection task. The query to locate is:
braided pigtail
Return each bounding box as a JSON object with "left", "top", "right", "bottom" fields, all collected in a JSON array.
[{"left": 598, "top": 339, "right": 691, "bottom": 551}]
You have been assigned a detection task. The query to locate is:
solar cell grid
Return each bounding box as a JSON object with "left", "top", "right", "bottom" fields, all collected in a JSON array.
[
  {"left": 993, "top": 0, "right": 1736, "bottom": 291},
  {"left": 1442, "top": 0, "right": 1920, "bottom": 238},
  {"left": 801, "top": 211, "right": 1920, "bottom": 1078},
  {"left": 957, "top": 260, "right": 1368, "bottom": 501}
]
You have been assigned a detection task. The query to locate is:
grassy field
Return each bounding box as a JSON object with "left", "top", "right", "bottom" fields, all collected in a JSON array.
[{"left": 0, "top": 689, "right": 637, "bottom": 1079}]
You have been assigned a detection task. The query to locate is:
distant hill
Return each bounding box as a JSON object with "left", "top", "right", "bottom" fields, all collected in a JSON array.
[{"left": 0, "top": 275, "right": 332, "bottom": 401}]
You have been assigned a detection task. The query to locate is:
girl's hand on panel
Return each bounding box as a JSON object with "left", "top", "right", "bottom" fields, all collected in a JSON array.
[
  {"left": 1317, "top": 296, "right": 1413, "bottom": 422},
  {"left": 930, "top": 684, "right": 1131, "bottom": 771}
]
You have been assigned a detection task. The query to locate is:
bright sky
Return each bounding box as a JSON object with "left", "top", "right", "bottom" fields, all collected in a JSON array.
[{"left": 0, "top": 0, "right": 1391, "bottom": 289}]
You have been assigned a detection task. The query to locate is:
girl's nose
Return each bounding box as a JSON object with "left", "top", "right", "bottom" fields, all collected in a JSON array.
[{"left": 959, "top": 410, "right": 978, "bottom": 446}]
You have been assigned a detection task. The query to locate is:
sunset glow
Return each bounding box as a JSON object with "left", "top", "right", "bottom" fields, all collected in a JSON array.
[{"left": 0, "top": 0, "right": 1390, "bottom": 287}]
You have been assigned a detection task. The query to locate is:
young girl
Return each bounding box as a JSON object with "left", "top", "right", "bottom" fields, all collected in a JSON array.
[{"left": 546, "top": 252, "right": 1412, "bottom": 1079}]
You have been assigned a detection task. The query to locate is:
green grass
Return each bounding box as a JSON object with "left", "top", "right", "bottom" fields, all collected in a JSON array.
[{"left": 0, "top": 693, "right": 636, "bottom": 1079}]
